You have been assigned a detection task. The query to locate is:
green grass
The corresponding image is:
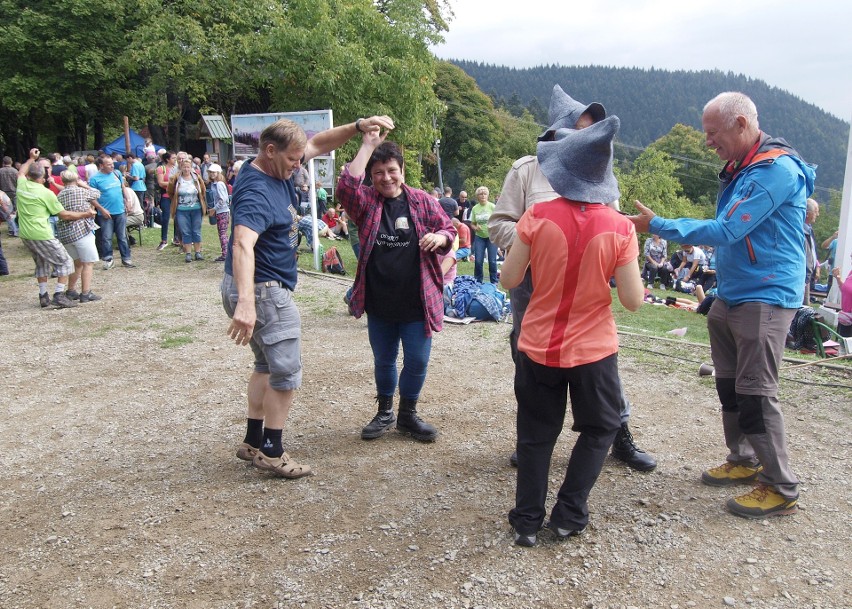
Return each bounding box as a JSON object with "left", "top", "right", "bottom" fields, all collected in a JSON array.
[
  {"left": 160, "top": 325, "right": 195, "bottom": 348},
  {"left": 613, "top": 289, "right": 711, "bottom": 345},
  {"left": 136, "top": 219, "right": 844, "bottom": 368},
  {"left": 299, "top": 234, "right": 711, "bottom": 341}
]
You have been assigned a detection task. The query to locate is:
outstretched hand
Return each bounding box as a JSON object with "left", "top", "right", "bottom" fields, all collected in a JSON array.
[
  {"left": 360, "top": 127, "right": 388, "bottom": 149},
  {"left": 627, "top": 199, "right": 656, "bottom": 233}
]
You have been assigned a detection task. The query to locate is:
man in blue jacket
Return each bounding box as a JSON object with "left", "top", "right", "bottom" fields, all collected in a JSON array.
[{"left": 631, "top": 92, "right": 815, "bottom": 519}]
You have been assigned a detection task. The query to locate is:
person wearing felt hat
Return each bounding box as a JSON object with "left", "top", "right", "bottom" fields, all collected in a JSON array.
[
  {"left": 501, "top": 113, "right": 645, "bottom": 547},
  {"left": 489, "top": 85, "right": 657, "bottom": 473}
]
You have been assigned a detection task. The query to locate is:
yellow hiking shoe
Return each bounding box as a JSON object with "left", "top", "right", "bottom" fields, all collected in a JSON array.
[
  {"left": 701, "top": 461, "right": 763, "bottom": 487},
  {"left": 727, "top": 484, "right": 798, "bottom": 519}
]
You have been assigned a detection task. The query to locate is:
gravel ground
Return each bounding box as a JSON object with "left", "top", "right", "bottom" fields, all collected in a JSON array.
[{"left": 0, "top": 237, "right": 850, "bottom": 609}]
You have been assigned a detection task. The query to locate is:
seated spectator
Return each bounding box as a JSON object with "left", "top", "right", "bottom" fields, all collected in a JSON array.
[
  {"left": 454, "top": 217, "right": 471, "bottom": 260},
  {"left": 699, "top": 245, "right": 717, "bottom": 291},
  {"left": 673, "top": 244, "right": 705, "bottom": 285},
  {"left": 123, "top": 183, "right": 145, "bottom": 234},
  {"left": 322, "top": 206, "right": 349, "bottom": 239},
  {"left": 832, "top": 252, "right": 852, "bottom": 338},
  {"left": 641, "top": 234, "right": 669, "bottom": 288},
  {"left": 297, "top": 215, "right": 338, "bottom": 251}
]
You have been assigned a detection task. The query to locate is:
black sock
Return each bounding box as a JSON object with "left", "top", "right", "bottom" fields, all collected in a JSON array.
[
  {"left": 243, "top": 418, "right": 263, "bottom": 448},
  {"left": 260, "top": 428, "right": 283, "bottom": 458}
]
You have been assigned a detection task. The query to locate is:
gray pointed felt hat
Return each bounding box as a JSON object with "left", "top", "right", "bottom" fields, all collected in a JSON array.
[
  {"left": 538, "top": 84, "right": 607, "bottom": 141},
  {"left": 536, "top": 115, "right": 621, "bottom": 204}
]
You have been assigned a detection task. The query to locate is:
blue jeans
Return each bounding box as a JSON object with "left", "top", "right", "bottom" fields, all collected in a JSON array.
[
  {"left": 99, "top": 212, "right": 131, "bottom": 262},
  {"left": 0, "top": 236, "right": 7, "bottom": 274},
  {"left": 176, "top": 207, "right": 203, "bottom": 244},
  {"left": 367, "top": 315, "right": 432, "bottom": 400},
  {"left": 160, "top": 197, "right": 181, "bottom": 243},
  {"left": 473, "top": 235, "right": 498, "bottom": 283}
]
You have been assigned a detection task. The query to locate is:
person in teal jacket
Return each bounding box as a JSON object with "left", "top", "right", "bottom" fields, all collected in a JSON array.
[{"left": 631, "top": 92, "right": 815, "bottom": 520}]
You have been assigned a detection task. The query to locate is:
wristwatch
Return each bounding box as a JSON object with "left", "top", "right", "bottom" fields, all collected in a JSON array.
[{"left": 355, "top": 118, "right": 365, "bottom": 133}]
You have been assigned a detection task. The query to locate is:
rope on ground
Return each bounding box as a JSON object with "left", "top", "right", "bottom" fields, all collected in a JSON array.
[
  {"left": 298, "top": 268, "right": 352, "bottom": 285},
  {"left": 617, "top": 330, "right": 852, "bottom": 389}
]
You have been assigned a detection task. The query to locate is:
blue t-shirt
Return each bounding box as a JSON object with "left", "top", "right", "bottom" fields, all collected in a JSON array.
[
  {"left": 130, "top": 161, "right": 147, "bottom": 192},
  {"left": 225, "top": 160, "right": 299, "bottom": 290},
  {"left": 88, "top": 170, "right": 125, "bottom": 215}
]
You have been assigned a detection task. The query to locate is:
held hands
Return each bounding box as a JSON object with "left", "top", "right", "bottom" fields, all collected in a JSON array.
[
  {"left": 419, "top": 232, "right": 448, "bottom": 252},
  {"left": 360, "top": 115, "right": 395, "bottom": 134},
  {"left": 628, "top": 200, "right": 656, "bottom": 233},
  {"left": 359, "top": 116, "right": 395, "bottom": 148}
]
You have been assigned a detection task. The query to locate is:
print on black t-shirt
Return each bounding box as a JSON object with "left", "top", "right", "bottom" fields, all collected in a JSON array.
[{"left": 365, "top": 192, "right": 424, "bottom": 322}]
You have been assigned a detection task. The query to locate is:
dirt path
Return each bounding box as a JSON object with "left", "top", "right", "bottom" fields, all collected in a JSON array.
[{"left": 0, "top": 238, "right": 850, "bottom": 609}]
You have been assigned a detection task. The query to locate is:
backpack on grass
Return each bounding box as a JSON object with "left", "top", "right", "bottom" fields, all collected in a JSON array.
[{"left": 322, "top": 246, "right": 346, "bottom": 275}]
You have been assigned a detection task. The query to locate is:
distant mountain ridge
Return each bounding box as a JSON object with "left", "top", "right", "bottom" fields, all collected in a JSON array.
[{"left": 452, "top": 60, "right": 848, "bottom": 193}]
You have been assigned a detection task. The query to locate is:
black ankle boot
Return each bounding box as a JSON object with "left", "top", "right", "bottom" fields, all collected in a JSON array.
[
  {"left": 361, "top": 395, "right": 396, "bottom": 440},
  {"left": 396, "top": 397, "right": 438, "bottom": 442},
  {"left": 611, "top": 423, "right": 657, "bottom": 471}
]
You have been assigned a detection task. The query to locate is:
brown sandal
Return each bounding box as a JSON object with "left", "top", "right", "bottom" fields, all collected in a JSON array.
[
  {"left": 252, "top": 451, "right": 313, "bottom": 479},
  {"left": 236, "top": 443, "right": 259, "bottom": 461}
]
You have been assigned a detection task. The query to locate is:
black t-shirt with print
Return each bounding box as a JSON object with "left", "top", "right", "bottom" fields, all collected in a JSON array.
[{"left": 365, "top": 192, "right": 423, "bottom": 322}]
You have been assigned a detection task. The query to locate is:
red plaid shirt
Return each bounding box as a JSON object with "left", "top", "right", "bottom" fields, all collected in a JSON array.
[{"left": 337, "top": 165, "right": 456, "bottom": 336}]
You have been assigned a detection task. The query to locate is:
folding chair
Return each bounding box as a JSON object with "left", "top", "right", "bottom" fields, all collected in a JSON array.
[
  {"left": 126, "top": 224, "right": 143, "bottom": 247},
  {"left": 811, "top": 319, "right": 852, "bottom": 358}
]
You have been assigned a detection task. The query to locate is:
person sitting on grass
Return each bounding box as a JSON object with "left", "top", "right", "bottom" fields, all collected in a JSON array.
[
  {"left": 296, "top": 214, "right": 340, "bottom": 251},
  {"left": 454, "top": 217, "right": 471, "bottom": 261},
  {"left": 321, "top": 206, "right": 349, "bottom": 239}
]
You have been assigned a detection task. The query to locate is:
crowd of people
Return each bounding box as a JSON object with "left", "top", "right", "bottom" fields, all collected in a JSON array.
[
  {"left": 2, "top": 87, "right": 849, "bottom": 551},
  {"left": 0, "top": 144, "right": 300, "bottom": 296}
]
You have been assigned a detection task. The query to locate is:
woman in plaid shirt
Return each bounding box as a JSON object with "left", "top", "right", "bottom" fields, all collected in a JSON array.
[
  {"left": 57, "top": 170, "right": 103, "bottom": 302},
  {"left": 337, "top": 132, "right": 456, "bottom": 443}
]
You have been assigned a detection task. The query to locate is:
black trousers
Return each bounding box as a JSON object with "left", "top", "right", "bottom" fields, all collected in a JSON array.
[{"left": 509, "top": 351, "right": 622, "bottom": 534}]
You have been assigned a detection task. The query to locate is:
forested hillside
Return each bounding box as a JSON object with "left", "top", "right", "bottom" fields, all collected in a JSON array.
[{"left": 453, "top": 61, "right": 849, "bottom": 192}]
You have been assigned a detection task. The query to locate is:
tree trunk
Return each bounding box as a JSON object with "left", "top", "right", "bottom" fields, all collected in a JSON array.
[
  {"left": 74, "top": 113, "right": 88, "bottom": 152},
  {"left": 93, "top": 117, "right": 104, "bottom": 152}
]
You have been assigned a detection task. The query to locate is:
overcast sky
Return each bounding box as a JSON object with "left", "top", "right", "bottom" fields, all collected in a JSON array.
[{"left": 432, "top": 0, "right": 852, "bottom": 121}]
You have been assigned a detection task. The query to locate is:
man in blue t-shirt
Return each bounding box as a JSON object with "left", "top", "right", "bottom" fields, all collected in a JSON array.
[
  {"left": 88, "top": 156, "right": 134, "bottom": 269},
  {"left": 222, "top": 114, "right": 394, "bottom": 480}
]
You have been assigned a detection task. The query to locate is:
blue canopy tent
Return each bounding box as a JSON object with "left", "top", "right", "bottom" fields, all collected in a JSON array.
[{"left": 102, "top": 129, "right": 164, "bottom": 158}]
